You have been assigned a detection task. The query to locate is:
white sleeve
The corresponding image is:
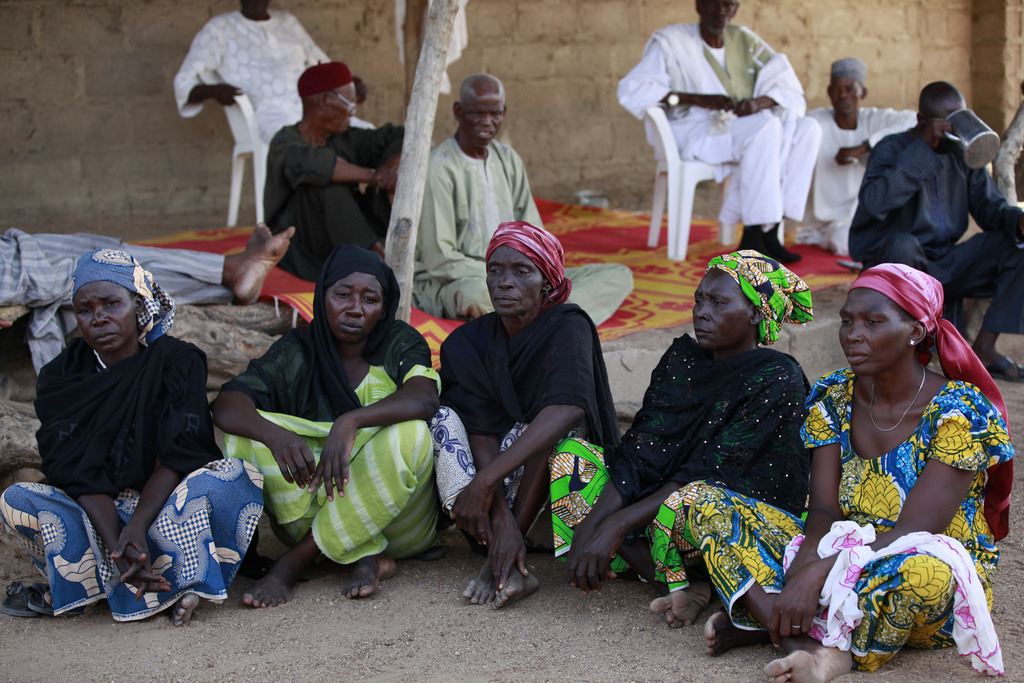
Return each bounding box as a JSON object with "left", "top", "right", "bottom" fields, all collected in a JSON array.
[
  {"left": 173, "top": 21, "right": 226, "bottom": 118},
  {"left": 864, "top": 108, "right": 918, "bottom": 148},
  {"left": 617, "top": 40, "right": 672, "bottom": 120},
  {"left": 288, "top": 14, "right": 330, "bottom": 66}
]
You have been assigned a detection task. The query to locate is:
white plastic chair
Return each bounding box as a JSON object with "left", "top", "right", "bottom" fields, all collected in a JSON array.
[
  {"left": 223, "top": 93, "right": 267, "bottom": 227},
  {"left": 644, "top": 105, "right": 734, "bottom": 260}
]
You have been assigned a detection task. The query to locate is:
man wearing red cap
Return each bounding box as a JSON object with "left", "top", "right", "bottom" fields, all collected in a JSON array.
[{"left": 264, "top": 62, "right": 404, "bottom": 281}]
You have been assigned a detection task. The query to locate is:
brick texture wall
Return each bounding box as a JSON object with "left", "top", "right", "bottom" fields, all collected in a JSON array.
[
  {"left": 973, "top": 0, "right": 1024, "bottom": 134},
  {"left": 0, "top": 0, "right": 1014, "bottom": 234}
]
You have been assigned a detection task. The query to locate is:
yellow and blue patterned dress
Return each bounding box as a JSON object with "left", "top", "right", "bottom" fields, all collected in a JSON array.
[{"left": 690, "top": 368, "right": 1012, "bottom": 671}]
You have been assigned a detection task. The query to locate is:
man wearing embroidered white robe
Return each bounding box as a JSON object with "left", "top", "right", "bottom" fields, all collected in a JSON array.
[
  {"left": 618, "top": 0, "right": 820, "bottom": 263},
  {"left": 800, "top": 58, "right": 917, "bottom": 257}
]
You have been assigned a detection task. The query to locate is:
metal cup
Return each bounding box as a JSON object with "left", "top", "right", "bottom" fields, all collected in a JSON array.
[{"left": 945, "top": 109, "right": 1000, "bottom": 169}]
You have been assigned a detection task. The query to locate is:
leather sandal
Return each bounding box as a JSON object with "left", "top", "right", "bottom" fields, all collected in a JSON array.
[
  {"left": 1, "top": 581, "right": 39, "bottom": 618},
  {"left": 985, "top": 356, "right": 1024, "bottom": 383}
]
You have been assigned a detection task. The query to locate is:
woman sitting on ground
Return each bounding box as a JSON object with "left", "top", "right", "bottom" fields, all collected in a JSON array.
[
  {"left": 694, "top": 263, "right": 1013, "bottom": 681},
  {"left": 432, "top": 221, "right": 620, "bottom": 608},
  {"left": 552, "top": 250, "right": 814, "bottom": 628},
  {"left": 213, "top": 244, "right": 440, "bottom": 607},
  {"left": 0, "top": 249, "right": 264, "bottom": 625}
]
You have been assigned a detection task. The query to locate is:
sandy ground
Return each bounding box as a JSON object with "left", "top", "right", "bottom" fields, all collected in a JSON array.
[
  {"left": 2, "top": 211, "right": 1023, "bottom": 680},
  {"left": 3, "top": 354, "right": 1024, "bottom": 683}
]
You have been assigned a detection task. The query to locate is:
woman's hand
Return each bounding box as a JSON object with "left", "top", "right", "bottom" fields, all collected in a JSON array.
[
  {"left": 451, "top": 475, "right": 496, "bottom": 545},
  {"left": 567, "top": 520, "right": 624, "bottom": 594},
  {"left": 309, "top": 415, "right": 357, "bottom": 501},
  {"left": 768, "top": 557, "right": 831, "bottom": 647},
  {"left": 111, "top": 526, "right": 170, "bottom": 599},
  {"left": 264, "top": 430, "right": 317, "bottom": 488},
  {"left": 488, "top": 512, "right": 528, "bottom": 592}
]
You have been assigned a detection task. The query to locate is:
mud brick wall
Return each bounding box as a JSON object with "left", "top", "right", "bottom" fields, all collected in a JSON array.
[{"left": 0, "top": 0, "right": 1015, "bottom": 233}]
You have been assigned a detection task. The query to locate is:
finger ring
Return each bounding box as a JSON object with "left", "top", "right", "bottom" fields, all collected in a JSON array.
[{"left": 791, "top": 623, "right": 802, "bottom": 630}]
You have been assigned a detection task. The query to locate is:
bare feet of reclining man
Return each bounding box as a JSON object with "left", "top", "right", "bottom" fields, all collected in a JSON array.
[{"left": 222, "top": 223, "right": 295, "bottom": 305}]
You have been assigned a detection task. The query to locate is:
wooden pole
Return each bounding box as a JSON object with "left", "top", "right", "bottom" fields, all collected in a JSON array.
[
  {"left": 386, "top": 0, "right": 459, "bottom": 321},
  {"left": 403, "top": 0, "right": 429, "bottom": 105},
  {"left": 994, "top": 81, "right": 1024, "bottom": 202}
]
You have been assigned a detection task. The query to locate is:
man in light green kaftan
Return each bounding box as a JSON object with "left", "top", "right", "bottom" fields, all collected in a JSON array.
[{"left": 413, "top": 74, "right": 633, "bottom": 323}]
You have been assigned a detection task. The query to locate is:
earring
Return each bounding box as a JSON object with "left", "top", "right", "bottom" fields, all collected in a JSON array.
[{"left": 908, "top": 339, "right": 916, "bottom": 346}]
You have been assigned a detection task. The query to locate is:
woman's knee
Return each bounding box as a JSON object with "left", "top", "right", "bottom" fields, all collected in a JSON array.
[
  {"left": 686, "top": 484, "right": 731, "bottom": 537},
  {"left": 0, "top": 483, "right": 49, "bottom": 523},
  {"left": 891, "top": 554, "right": 956, "bottom": 602},
  {"left": 388, "top": 419, "right": 433, "bottom": 457}
]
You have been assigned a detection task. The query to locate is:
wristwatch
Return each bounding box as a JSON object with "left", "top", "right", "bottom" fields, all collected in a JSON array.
[{"left": 666, "top": 93, "right": 680, "bottom": 107}]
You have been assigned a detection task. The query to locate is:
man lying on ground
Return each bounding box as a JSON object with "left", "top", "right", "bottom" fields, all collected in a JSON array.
[{"left": 1, "top": 224, "right": 293, "bottom": 371}]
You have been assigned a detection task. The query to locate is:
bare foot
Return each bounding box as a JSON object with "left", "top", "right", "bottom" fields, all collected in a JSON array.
[
  {"left": 243, "top": 555, "right": 303, "bottom": 608},
  {"left": 170, "top": 592, "right": 200, "bottom": 626},
  {"left": 463, "top": 560, "right": 497, "bottom": 605},
  {"left": 764, "top": 639, "right": 853, "bottom": 683},
  {"left": 705, "top": 610, "right": 771, "bottom": 656},
  {"left": 224, "top": 224, "right": 295, "bottom": 305},
  {"left": 343, "top": 554, "right": 397, "bottom": 599},
  {"left": 491, "top": 568, "right": 540, "bottom": 609},
  {"left": 649, "top": 581, "right": 713, "bottom": 628}
]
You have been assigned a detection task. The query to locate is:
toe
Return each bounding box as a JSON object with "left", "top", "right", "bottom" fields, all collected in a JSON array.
[{"left": 649, "top": 596, "right": 671, "bottom": 614}]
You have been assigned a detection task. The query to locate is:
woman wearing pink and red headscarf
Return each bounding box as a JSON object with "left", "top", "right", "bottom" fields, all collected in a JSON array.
[
  {"left": 430, "top": 221, "right": 620, "bottom": 609},
  {"left": 691, "top": 263, "right": 1013, "bottom": 681}
]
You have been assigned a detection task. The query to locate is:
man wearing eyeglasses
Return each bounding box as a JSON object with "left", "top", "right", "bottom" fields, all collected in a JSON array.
[
  {"left": 413, "top": 74, "right": 633, "bottom": 323},
  {"left": 264, "top": 62, "right": 403, "bottom": 281},
  {"left": 618, "top": 0, "right": 820, "bottom": 264}
]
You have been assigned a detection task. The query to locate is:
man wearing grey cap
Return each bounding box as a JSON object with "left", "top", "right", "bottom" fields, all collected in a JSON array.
[{"left": 799, "top": 58, "right": 916, "bottom": 256}]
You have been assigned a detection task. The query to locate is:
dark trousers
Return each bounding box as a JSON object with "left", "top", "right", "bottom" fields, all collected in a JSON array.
[
  {"left": 870, "top": 230, "right": 1024, "bottom": 335},
  {"left": 278, "top": 183, "right": 391, "bottom": 281}
]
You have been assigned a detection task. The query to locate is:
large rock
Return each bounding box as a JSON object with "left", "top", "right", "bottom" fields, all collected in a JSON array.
[
  {"left": 150, "top": 302, "right": 294, "bottom": 391},
  {"left": 0, "top": 398, "right": 40, "bottom": 481}
]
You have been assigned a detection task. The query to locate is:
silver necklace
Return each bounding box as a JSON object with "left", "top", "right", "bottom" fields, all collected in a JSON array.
[{"left": 869, "top": 366, "right": 926, "bottom": 432}]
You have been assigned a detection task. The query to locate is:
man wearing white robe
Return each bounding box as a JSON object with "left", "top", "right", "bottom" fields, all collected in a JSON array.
[
  {"left": 415, "top": 75, "right": 634, "bottom": 323},
  {"left": 618, "top": 0, "right": 820, "bottom": 263},
  {"left": 174, "top": 1, "right": 329, "bottom": 143},
  {"left": 800, "top": 58, "right": 917, "bottom": 257}
]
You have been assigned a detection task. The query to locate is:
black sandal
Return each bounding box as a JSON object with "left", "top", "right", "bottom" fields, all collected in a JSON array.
[
  {"left": 986, "top": 356, "right": 1024, "bottom": 383},
  {"left": 1, "top": 581, "right": 39, "bottom": 618},
  {"left": 26, "top": 582, "right": 54, "bottom": 616}
]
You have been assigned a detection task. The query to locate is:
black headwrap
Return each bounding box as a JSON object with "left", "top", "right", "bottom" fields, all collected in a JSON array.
[
  {"left": 439, "top": 304, "right": 620, "bottom": 450},
  {"left": 223, "top": 244, "right": 430, "bottom": 421}
]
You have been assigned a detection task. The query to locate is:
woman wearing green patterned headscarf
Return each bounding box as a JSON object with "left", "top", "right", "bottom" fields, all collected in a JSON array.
[
  {"left": 706, "top": 249, "right": 814, "bottom": 345},
  {"left": 550, "top": 249, "right": 814, "bottom": 630}
]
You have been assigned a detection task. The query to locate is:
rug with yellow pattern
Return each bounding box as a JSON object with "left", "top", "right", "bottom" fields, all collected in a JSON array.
[{"left": 136, "top": 198, "right": 855, "bottom": 363}]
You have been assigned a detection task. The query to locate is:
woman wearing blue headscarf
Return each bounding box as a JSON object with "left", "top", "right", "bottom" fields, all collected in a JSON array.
[{"left": 0, "top": 249, "right": 264, "bottom": 624}]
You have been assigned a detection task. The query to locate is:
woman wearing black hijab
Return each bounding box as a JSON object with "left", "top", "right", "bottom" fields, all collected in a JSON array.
[{"left": 214, "top": 245, "right": 440, "bottom": 607}]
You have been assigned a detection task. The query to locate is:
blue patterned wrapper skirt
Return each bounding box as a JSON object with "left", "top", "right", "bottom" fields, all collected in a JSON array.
[{"left": 0, "top": 458, "right": 264, "bottom": 621}]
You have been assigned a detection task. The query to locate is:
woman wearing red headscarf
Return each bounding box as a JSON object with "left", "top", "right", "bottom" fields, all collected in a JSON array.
[
  {"left": 691, "top": 263, "right": 1013, "bottom": 681},
  {"left": 431, "top": 221, "right": 620, "bottom": 608}
]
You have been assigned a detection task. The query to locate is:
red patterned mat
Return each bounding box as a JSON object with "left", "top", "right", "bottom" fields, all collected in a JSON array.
[{"left": 135, "top": 199, "right": 855, "bottom": 363}]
